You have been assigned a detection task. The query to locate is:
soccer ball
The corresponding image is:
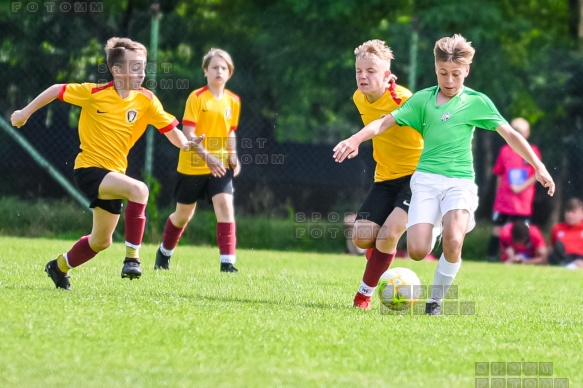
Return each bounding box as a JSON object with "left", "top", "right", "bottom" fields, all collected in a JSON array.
[{"left": 377, "top": 267, "right": 421, "bottom": 311}]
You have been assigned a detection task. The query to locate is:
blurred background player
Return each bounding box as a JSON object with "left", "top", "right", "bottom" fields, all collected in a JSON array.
[
  {"left": 549, "top": 197, "right": 583, "bottom": 269},
  {"left": 487, "top": 118, "right": 541, "bottom": 261},
  {"left": 343, "top": 39, "right": 425, "bottom": 310},
  {"left": 10, "top": 37, "right": 194, "bottom": 290},
  {"left": 155, "top": 48, "right": 241, "bottom": 273},
  {"left": 500, "top": 220, "right": 548, "bottom": 265}
]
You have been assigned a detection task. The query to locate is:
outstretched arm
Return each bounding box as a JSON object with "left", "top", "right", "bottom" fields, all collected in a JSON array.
[
  {"left": 11, "top": 84, "right": 64, "bottom": 127},
  {"left": 496, "top": 123, "right": 555, "bottom": 196},
  {"left": 164, "top": 127, "right": 202, "bottom": 152},
  {"left": 333, "top": 113, "right": 397, "bottom": 162}
]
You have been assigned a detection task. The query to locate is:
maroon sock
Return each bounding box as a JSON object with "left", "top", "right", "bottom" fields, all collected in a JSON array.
[
  {"left": 67, "top": 235, "right": 98, "bottom": 268},
  {"left": 125, "top": 201, "right": 146, "bottom": 247},
  {"left": 217, "top": 222, "right": 236, "bottom": 255},
  {"left": 362, "top": 247, "right": 396, "bottom": 287},
  {"left": 162, "top": 217, "right": 186, "bottom": 250}
]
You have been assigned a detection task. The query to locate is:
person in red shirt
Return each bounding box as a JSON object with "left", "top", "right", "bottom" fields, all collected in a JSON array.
[
  {"left": 487, "top": 118, "right": 541, "bottom": 261},
  {"left": 549, "top": 198, "right": 583, "bottom": 269},
  {"left": 500, "top": 221, "right": 547, "bottom": 265}
]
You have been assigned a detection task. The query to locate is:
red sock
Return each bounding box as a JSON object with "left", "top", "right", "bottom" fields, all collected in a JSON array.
[
  {"left": 125, "top": 201, "right": 146, "bottom": 247},
  {"left": 162, "top": 217, "right": 186, "bottom": 250},
  {"left": 67, "top": 235, "right": 98, "bottom": 268},
  {"left": 217, "top": 222, "right": 236, "bottom": 255},
  {"left": 362, "top": 248, "right": 396, "bottom": 287}
]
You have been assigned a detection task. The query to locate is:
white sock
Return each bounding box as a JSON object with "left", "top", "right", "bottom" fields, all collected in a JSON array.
[
  {"left": 429, "top": 254, "right": 461, "bottom": 302},
  {"left": 159, "top": 244, "right": 174, "bottom": 257},
  {"left": 220, "top": 254, "right": 236, "bottom": 264},
  {"left": 358, "top": 281, "right": 376, "bottom": 297}
]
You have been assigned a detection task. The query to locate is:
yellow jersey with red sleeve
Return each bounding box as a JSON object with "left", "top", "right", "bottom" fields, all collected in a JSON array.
[
  {"left": 58, "top": 81, "right": 179, "bottom": 174},
  {"left": 177, "top": 86, "right": 241, "bottom": 175},
  {"left": 352, "top": 81, "right": 423, "bottom": 182}
]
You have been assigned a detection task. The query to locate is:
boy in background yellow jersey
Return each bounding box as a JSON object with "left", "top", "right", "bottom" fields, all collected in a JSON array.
[
  {"left": 155, "top": 48, "right": 241, "bottom": 273},
  {"left": 11, "top": 37, "right": 195, "bottom": 290}
]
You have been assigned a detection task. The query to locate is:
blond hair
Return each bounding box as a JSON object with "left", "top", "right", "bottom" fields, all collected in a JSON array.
[
  {"left": 510, "top": 117, "right": 531, "bottom": 139},
  {"left": 202, "top": 48, "right": 235, "bottom": 75},
  {"left": 104, "top": 37, "right": 147, "bottom": 71},
  {"left": 434, "top": 34, "right": 475, "bottom": 65},
  {"left": 354, "top": 39, "right": 394, "bottom": 69}
]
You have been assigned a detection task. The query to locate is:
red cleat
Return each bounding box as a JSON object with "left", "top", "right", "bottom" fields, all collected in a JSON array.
[{"left": 353, "top": 292, "right": 371, "bottom": 310}]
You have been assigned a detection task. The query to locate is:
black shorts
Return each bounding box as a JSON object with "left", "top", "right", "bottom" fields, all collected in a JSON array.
[
  {"left": 174, "top": 169, "right": 234, "bottom": 205},
  {"left": 492, "top": 212, "right": 530, "bottom": 226},
  {"left": 73, "top": 167, "right": 123, "bottom": 215},
  {"left": 356, "top": 175, "right": 412, "bottom": 226}
]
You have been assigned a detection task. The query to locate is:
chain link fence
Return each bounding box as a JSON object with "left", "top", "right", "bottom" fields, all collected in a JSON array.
[{"left": 1, "top": 2, "right": 583, "bottom": 236}]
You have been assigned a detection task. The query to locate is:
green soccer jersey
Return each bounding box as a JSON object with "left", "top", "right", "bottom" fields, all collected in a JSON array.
[{"left": 391, "top": 85, "right": 506, "bottom": 179}]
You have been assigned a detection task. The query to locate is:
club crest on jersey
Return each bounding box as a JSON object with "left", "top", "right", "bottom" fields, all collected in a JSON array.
[
  {"left": 126, "top": 109, "right": 138, "bottom": 124},
  {"left": 225, "top": 107, "right": 232, "bottom": 119},
  {"left": 441, "top": 112, "right": 452, "bottom": 122}
]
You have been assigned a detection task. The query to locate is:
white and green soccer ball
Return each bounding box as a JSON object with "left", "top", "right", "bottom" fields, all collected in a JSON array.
[{"left": 377, "top": 267, "right": 422, "bottom": 311}]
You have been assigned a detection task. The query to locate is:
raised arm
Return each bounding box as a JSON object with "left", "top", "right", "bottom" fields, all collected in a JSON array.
[
  {"left": 332, "top": 113, "right": 397, "bottom": 162},
  {"left": 496, "top": 123, "right": 555, "bottom": 196},
  {"left": 11, "top": 84, "right": 64, "bottom": 128}
]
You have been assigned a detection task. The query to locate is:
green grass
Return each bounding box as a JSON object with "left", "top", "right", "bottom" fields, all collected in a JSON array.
[{"left": 0, "top": 236, "right": 581, "bottom": 387}]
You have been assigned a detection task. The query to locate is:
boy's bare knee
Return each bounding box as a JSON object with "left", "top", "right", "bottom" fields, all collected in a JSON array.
[
  {"left": 353, "top": 236, "right": 374, "bottom": 249},
  {"left": 130, "top": 181, "right": 149, "bottom": 202},
  {"left": 89, "top": 237, "right": 112, "bottom": 252},
  {"left": 408, "top": 246, "right": 430, "bottom": 261}
]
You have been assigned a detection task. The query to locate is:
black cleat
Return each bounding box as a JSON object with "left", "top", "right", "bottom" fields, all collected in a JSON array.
[
  {"left": 154, "top": 248, "right": 171, "bottom": 270},
  {"left": 45, "top": 259, "right": 71, "bottom": 290},
  {"left": 425, "top": 301, "right": 442, "bottom": 316},
  {"left": 121, "top": 258, "right": 142, "bottom": 280},
  {"left": 220, "top": 263, "right": 238, "bottom": 273}
]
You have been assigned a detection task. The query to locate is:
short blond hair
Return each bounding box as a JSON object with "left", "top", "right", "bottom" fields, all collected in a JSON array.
[
  {"left": 202, "top": 48, "right": 235, "bottom": 76},
  {"left": 510, "top": 117, "right": 531, "bottom": 139},
  {"left": 104, "top": 37, "right": 147, "bottom": 71},
  {"left": 354, "top": 39, "right": 394, "bottom": 69},
  {"left": 434, "top": 34, "right": 475, "bottom": 65}
]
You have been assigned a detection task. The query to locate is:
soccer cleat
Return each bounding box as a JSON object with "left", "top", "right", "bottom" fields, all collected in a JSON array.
[
  {"left": 425, "top": 301, "right": 442, "bottom": 316},
  {"left": 220, "top": 263, "right": 238, "bottom": 273},
  {"left": 121, "top": 258, "right": 142, "bottom": 280},
  {"left": 154, "top": 248, "right": 171, "bottom": 270},
  {"left": 353, "top": 292, "right": 371, "bottom": 310},
  {"left": 45, "top": 259, "right": 71, "bottom": 290}
]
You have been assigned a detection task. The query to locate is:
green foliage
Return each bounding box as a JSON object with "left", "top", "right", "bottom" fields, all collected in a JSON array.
[
  {"left": 0, "top": 197, "right": 92, "bottom": 238},
  {"left": 0, "top": 197, "right": 346, "bottom": 253},
  {"left": 1, "top": 236, "right": 582, "bottom": 386},
  {"left": 145, "top": 173, "right": 162, "bottom": 241},
  {"left": 5, "top": 0, "right": 579, "bottom": 145}
]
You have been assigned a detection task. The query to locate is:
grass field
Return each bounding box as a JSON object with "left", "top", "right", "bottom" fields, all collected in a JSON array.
[{"left": 1, "top": 236, "right": 581, "bottom": 387}]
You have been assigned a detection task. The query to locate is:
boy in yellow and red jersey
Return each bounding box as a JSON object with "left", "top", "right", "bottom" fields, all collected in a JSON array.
[
  {"left": 343, "top": 40, "right": 426, "bottom": 310},
  {"left": 11, "top": 37, "right": 195, "bottom": 290},
  {"left": 155, "top": 48, "right": 241, "bottom": 273}
]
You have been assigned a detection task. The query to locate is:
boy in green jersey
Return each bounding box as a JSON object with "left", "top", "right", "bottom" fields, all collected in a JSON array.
[{"left": 333, "top": 34, "right": 555, "bottom": 315}]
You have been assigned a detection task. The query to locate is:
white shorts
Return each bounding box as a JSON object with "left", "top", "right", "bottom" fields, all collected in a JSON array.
[{"left": 407, "top": 171, "right": 479, "bottom": 233}]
